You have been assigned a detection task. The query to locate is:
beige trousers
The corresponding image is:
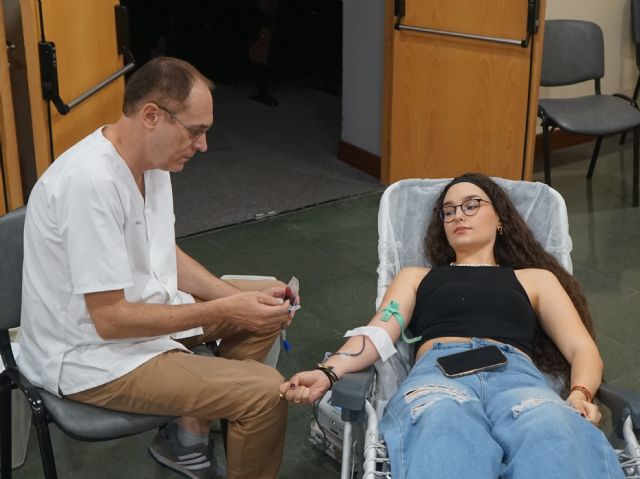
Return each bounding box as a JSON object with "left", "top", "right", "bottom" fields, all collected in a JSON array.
[{"left": 70, "top": 279, "right": 287, "bottom": 479}]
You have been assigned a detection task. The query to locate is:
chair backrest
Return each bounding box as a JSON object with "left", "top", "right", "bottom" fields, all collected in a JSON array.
[
  {"left": 0, "top": 208, "right": 26, "bottom": 331},
  {"left": 540, "top": 19, "right": 604, "bottom": 87},
  {"left": 633, "top": 0, "right": 640, "bottom": 68},
  {"left": 375, "top": 178, "right": 572, "bottom": 308}
]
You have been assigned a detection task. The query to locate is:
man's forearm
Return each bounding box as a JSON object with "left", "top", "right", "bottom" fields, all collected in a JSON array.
[
  {"left": 176, "top": 246, "right": 239, "bottom": 300},
  {"left": 91, "top": 295, "right": 229, "bottom": 340}
]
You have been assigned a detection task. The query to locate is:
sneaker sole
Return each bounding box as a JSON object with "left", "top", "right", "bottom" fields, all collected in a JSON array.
[{"left": 148, "top": 444, "right": 206, "bottom": 479}]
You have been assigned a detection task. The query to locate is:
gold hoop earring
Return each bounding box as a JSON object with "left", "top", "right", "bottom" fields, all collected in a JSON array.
[{"left": 497, "top": 225, "right": 504, "bottom": 236}]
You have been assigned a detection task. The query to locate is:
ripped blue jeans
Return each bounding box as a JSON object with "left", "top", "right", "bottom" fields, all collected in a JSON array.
[{"left": 378, "top": 338, "right": 623, "bottom": 479}]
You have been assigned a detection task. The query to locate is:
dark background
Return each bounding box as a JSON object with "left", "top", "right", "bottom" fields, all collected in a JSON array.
[{"left": 119, "top": 0, "right": 342, "bottom": 96}]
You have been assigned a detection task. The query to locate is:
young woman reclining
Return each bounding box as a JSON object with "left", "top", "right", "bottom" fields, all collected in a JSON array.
[{"left": 280, "top": 173, "right": 623, "bottom": 479}]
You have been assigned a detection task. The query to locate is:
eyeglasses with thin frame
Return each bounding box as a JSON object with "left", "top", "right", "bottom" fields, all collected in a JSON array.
[
  {"left": 439, "top": 198, "right": 492, "bottom": 223},
  {"left": 156, "top": 104, "right": 209, "bottom": 139}
]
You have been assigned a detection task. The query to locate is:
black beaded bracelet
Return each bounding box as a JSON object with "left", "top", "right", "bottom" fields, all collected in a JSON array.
[{"left": 315, "top": 363, "right": 339, "bottom": 389}]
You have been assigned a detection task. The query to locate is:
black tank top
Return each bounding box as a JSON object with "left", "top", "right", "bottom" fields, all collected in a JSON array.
[{"left": 408, "top": 266, "right": 539, "bottom": 356}]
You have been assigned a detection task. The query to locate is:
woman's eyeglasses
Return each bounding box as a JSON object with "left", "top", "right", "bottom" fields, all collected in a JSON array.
[{"left": 439, "top": 198, "right": 492, "bottom": 223}]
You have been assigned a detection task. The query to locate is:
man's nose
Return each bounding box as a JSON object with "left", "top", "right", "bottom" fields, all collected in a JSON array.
[{"left": 194, "top": 133, "right": 208, "bottom": 152}]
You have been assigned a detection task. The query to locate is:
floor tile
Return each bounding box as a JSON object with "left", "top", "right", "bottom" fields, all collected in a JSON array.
[{"left": 592, "top": 293, "right": 640, "bottom": 351}]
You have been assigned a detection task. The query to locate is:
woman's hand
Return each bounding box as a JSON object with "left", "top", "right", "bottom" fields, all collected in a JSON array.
[
  {"left": 279, "top": 370, "right": 331, "bottom": 404},
  {"left": 567, "top": 391, "right": 602, "bottom": 425}
]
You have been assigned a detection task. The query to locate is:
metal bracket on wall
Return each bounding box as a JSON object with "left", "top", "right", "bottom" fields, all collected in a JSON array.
[
  {"left": 394, "top": 0, "right": 539, "bottom": 48},
  {"left": 38, "top": 5, "right": 136, "bottom": 115}
]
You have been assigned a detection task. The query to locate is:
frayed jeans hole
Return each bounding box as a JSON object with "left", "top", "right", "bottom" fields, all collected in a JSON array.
[
  {"left": 511, "top": 398, "right": 578, "bottom": 419},
  {"left": 403, "top": 384, "right": 472, "bottom": 404},
  {"left": 404, "top": 384, "right": 474, "bottom": 424}
]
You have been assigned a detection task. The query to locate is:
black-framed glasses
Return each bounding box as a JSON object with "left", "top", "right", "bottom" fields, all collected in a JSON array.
[
  {"left": 156, "top": 104, "right": 208, "bottom": 139},
  {"left": 439, "top": 198, "right": 492, "bottom": 222}
]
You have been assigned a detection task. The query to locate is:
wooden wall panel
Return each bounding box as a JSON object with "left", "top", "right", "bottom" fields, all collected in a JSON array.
[{"left": 0, "top": 0, "right": 23, "bottom": 212}]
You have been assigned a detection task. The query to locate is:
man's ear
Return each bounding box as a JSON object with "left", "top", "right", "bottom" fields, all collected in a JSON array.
[{"left": 141, "top": 103, "right": 159, "bottom": 129}]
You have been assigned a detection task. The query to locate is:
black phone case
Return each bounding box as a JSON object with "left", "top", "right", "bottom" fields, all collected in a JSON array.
[{"left": 436, "top": 345, "right": 508, "bottom": 377}]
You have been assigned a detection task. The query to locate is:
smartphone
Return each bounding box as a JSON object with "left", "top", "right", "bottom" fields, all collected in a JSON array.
[{"left": 436, "top": 345, "right": 508, "bottom": 377}]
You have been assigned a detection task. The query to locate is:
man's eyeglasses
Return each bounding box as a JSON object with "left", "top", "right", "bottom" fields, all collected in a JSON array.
[
  {"left": 439, "top": 198, "right": 492, "bottom": 223},
  {"left": 156, "top": 104, "right": 208, "bottom": 139}
]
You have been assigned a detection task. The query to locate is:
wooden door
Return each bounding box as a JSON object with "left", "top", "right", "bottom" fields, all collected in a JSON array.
[
  {"left": 382, "top": 0, "right": 546, "bottom": 183},
  {"left": 0, "top": 0, "right": 23, "bottom": 214},
  {"left": 20, "top": 0, "right": 132, "bottom": 178}
]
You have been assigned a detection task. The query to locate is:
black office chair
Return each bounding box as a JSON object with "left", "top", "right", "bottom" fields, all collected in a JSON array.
[
  {"left": 0, "top": 208, "right": 173, "bottom": 478},
  {"left": 538, "top": 19, "right": 640, "bottom": 206},
  {"left": 621, "top": 0, "right": 640, "bottom": 146},
  {"left": 632, "top": 0, "right": 640, "bottom": 108}
]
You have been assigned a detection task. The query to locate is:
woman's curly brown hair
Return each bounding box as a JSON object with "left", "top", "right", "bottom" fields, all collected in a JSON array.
[{"left": 424, "top": 173, "right": 593, "bottom": 390}]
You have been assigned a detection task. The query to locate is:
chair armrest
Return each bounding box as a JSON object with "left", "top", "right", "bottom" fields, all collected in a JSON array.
[
  {"left": 597, "top": 383, "right": 640, "bottom": 440},
  {"left": 331, "top": 367, "right": 375, "bottom": 423}
]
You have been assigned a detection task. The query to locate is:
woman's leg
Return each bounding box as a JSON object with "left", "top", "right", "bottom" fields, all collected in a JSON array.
[
  {"left": 482, "top": 345, "right": 624, "bottom": 479},
  {"left": 379, "top": 345, "right": 503, "bottom": 479}
]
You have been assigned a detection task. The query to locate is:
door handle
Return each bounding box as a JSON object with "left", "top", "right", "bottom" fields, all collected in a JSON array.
[
  {"left": 394, "top": 0, "right": 540, "bottom": 48},
  {"left": 38, "top": 5, "right": 136, "bottom": 115}
]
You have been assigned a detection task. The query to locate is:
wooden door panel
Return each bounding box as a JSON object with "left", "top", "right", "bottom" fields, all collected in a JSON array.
[
  {"left": 20, "top": 0, "right": 125, "bottom": 173},
  {"left": 389, "top": 33, "right": 531, "bottom": 181},
  {"left": 404, "top": 0, "right": 529, "bottom": 40},
  {"left": 384, "top": 0, "right": 546, "bottom": 183},
  {"left": 40, "top": 0, "right": 124, "bottom": 157}
]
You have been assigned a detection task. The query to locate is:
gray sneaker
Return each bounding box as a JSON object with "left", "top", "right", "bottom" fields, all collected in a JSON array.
[{"left": 148, "top": 422, "right": 226, "bottom": 479}]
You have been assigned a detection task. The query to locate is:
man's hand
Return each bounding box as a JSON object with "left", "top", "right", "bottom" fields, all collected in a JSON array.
[
  {"left": 221, "top": 290, "right": 289, "bottom": 332},
  {"left": 279, "top": 370, "right": 331, "bottom": 404},
  {"left": 262, "top": 285, "right": 301, "bottom": 328}
]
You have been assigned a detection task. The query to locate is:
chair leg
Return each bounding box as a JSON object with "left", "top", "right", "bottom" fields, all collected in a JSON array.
[
  {"left": 621, "top": 76, "right": 640, "bottom": 145},
  {"left": 542, "top": 122, "right": 552, "bottom": 186},
  {"left": 634, "top": 128, "right": 639, "bottom": 207},
  {"left": 31, "top": 404, "right": 58, "bottom": 479},
  {"left": 0, "top": 378, "right": 12, "bottom": 479},
  {"left": 586, "top": 136, "right": 603, "bottom": 179}
]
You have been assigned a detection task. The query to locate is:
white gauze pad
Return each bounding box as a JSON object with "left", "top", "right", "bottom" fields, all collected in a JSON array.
[{"left": 344, "top": 326, "right": 397, "bottom": 361}]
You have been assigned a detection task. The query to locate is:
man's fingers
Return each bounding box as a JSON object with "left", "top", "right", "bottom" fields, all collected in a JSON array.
[{"left": 263, "top": 286, "right": 287, "bottom": 298}]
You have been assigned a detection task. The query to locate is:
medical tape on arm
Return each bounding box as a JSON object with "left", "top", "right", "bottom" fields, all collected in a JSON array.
[
  {"left": 344, "top": 326, "right": 397, "bottom": 361},
  {"left": 380, "top": 300, "right": 422, "bottom": 344}
]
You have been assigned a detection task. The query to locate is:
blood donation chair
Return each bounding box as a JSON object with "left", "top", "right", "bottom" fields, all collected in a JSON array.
[{"left": 325, "top": 178, "right": 640, "bottom": 479}]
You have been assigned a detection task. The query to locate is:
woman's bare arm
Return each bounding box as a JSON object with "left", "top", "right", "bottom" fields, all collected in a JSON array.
[
  {"left": 280, "top": 267, "right": 427, "bottom": 404},
  {"left": 518, "top": 268, "right": 603, "bottom": 424}
]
